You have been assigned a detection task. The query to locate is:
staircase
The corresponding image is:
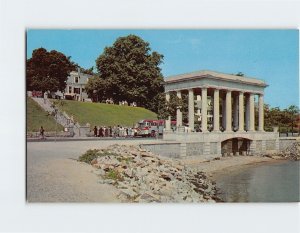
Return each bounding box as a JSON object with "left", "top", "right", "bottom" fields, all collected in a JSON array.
[{"left": 31, "top": 97, "right": 79, "bottom": 136}]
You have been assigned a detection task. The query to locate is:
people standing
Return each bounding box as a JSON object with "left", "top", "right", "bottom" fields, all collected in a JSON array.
[
  {"left": 100, "top": 127, "right": 104, "bottom": 137},
  {"left": 105, "top": 127, "right": 108, "bottom": 137},
  {"left": 93, "top": 126, "right": 97, "bottom": 137},
  {"left": 97, "top": 126, "right": 101, "bottom": 137},
  {"left": 109, "top": 126, "right": 112, "bottom": 137}
]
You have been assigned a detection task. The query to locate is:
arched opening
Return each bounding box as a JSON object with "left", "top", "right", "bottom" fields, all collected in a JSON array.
[{"left": 221, "top": 137, "right": 251, "bottom": 156}]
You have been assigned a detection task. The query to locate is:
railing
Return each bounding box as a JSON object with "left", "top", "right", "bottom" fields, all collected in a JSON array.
[{"left": 279, "top": 132, "right": 300, "bottom": 137}]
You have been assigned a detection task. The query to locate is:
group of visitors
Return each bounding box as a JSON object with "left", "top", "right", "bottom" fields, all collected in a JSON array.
[
  {"left": 119, "top": 100, "right": 128, "bottom": 106},
  {"left": 103, "top": 98, "right": 137, "bottom": 107},
  {"left": 93, "top": 125, "right": 137, "bottom": 138},
  {"left": 105, "top": 98, "right": 114, "bottom": 104}
]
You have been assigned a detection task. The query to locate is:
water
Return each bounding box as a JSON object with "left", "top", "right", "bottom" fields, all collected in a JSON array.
[{"left": 215, "top": 160, "right": 300, "bottom": 202}]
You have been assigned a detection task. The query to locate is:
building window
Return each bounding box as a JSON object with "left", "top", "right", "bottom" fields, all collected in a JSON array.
[
  {"left": 75, "top": 77, "right": 79, "bottom": 83},
  {"left": 74, "top": 88, "right": 80, "bottom": 94},
  {"left": 69, "top": 86, "right": 72, "bottom": 93}
]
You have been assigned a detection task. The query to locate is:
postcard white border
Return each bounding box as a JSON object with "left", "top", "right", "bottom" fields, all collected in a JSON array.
[{"left": 0, "top": 0, "right": 299, "bottom": 232}]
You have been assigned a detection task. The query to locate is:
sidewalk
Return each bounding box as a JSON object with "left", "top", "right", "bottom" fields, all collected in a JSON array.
[{"left": 26, "top": 136, "right": 161, "bottom": 142}]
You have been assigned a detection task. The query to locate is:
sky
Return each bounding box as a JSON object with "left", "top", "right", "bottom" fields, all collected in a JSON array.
[{"left": 26, "top": 29, "right": 299, "bottom": 109}]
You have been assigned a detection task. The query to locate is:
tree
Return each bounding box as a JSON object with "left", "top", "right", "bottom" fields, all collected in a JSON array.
[
  {"left": 80, "top": 66, "right": 94, "bottom": 75},
  {"left": 95, "top": 34, "right": 164, "bottom": 112},
  {"left": 27, "top": 48, "right": 76, "bottom": 93},
  {"left": 157, "top": 92, "right": 188, "bottom": 122},
  {"left": 285, "top": 105, "right": 299, "bottom": 133},
  {"left": 85, "top": 75, "right": 108, "bottom": 102}
]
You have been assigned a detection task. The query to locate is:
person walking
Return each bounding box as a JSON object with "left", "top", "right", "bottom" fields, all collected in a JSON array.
[{"left": 40, "top": 126, "right": 45, "bottom": 140}]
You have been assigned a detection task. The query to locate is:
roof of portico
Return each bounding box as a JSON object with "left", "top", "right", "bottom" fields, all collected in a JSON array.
[{"left": 165, "top": 70, "right": 268, "bottom": 87}]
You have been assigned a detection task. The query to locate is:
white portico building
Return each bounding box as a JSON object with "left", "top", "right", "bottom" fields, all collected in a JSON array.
[{"left": 159, "top": 70, "right": 279, "bottom": 158}]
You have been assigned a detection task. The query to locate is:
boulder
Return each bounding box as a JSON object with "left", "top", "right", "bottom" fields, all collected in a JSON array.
[{"left": 80, "top": 144, "right": 218, "bottom": 203}]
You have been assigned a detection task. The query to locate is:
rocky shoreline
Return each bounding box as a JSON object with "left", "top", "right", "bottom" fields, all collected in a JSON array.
[
  {"left": 79, "top": 144, "right": 221, "bottom": 203},
  {"left": 78, "top": 141, "right": 300, "bottom": 203},
  {"left": 264, "top": 141, "right": 300, "bottom": 161}
]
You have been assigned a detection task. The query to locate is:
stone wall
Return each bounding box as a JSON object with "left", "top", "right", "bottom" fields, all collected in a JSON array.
[
  {"left": 141, "top": 134, "right": 286, "bottom": 159},
  {"left": 140, "top": 143, "right": 181, "bottom": 158},
  {"left": 186, "top": 142, "right": 204, "bottom": 156},
  {"left": 279, "top": 138, "right": 298, "bottom": 151},
  {"left": 140, "top": 141, "right": 220, "bottom": 160}
]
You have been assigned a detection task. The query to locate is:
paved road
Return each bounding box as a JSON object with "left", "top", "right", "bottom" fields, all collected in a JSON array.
[{"left": 26, "top": 139, "right": 159, "bottom": 202}]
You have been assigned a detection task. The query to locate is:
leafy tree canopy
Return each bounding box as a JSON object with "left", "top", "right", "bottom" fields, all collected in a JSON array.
[
  {"left": 93, "top": 34, "right": 164, "bottom": 112},
  {"left": 79, "top": 66, "right": 95, "bottom": 75},
  {"left": 27, "top": 48, "right": 76, "bottom": 93}
]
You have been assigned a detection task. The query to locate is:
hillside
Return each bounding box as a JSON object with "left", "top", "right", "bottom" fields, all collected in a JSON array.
[
  {"left": 27, "top": 97, "right": 63, "bottom": 132},
  {"left": 52, "top": 100, "right": 157, "bottom": 127}
]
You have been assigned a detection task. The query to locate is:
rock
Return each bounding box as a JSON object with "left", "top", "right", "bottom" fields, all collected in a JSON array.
[
  {"left": 91, "top": 158, "right": 98, "bottom": 165},
  {"left": 280, "top": 142, "right": 300, "bottom": 160},
  {"left": 104, "top": 179, "right": 115, "bottom": 185},
  {"left": 119, "top": 188, "right": 137, "bottom": 199},
  {"left": 135, "top": 192, "right": 160, "bottom": 202},
  {"left": 93, "top": 169, "right": 105, "bottom": 176},
  {"left": 124, "top": 168, "right": 134, "bottom": 178},
  {"left": 79, "top": 144, "right": 219, "bottom": 203},
  {"left": 160, "top": 172, "right": 174, "bottom": 181}
]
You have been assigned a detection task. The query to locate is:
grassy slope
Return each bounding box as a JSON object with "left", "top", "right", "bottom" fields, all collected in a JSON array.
[
  {"left": 27, "top": 97, "right": 63, "bottom": 132},
  {"left": 53, "top": 100, "right": 157, "bottom": 127}
]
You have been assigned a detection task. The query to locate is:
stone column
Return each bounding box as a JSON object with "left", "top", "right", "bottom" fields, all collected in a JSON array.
[
  {"left": 225, "top": 90, "right": 232, "bottom": 132},
  {"left": 176, "top": 90, "right": 182, "bottom": 127},
  {"left": 238, "top": 92, "right": 245, "bottom": 132},
  {"left": 188, "top": 89, "right": 195, "bottom": 131},
  {"left": 249, "top": 93, "right": 255, "bottom": 131},
  {"left": 222, "top": 97, "right": 226, "bottom": 130},
  {"left": 258, "top": 94, "right": 264, "bottom": 131},
  {"left": 201, "top": 88, "right": 208, "bottom": 132},
  {"left": 165, "top": 92, "right": 171, "bottom": 131},
  {"left": 245, "top": 94, "right": 250, "bottom": 131},
  {"left": 233, "top": 94, "right": 239, "bottom": 130},
  {"left": 213, "top": 89, "right": 220, "bottom": 132}
]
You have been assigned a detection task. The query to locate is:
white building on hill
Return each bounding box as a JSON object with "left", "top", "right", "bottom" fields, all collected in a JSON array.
[{"left": 64, "top": 69, "right": 92, "bottom": 101}]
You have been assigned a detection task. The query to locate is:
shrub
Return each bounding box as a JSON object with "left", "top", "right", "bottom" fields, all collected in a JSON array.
[
  {"left": 78, "top": 149, "right": 101, "bottom": 164},
  {"left": 78, "top": 149, "right": 119, "bottom": 164},
  {"left": 105, "top": 169, "right": 123, "bottom": 181}
]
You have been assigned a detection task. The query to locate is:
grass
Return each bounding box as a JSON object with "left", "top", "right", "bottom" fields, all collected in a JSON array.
[
  {"left": 78, "top": 149, "right": 118, "bottom": 164},
  {"left": 105, "top": 169, "right": 123, "bottom": 181},
  {"left": 26, "top": 97, "right": 63, "bottom": 132},
  {"left": 52, "top": 100, "right": 157, "bottom": 127}
]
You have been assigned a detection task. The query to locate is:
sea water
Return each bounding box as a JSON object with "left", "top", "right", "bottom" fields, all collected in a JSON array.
[{"left": 215, "top": 160, "right": 300, "bottom": 202}]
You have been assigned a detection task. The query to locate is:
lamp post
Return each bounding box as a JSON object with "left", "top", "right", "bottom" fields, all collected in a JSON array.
[{"left": 53, "top": 106, "right": 58, "bottom": 142}]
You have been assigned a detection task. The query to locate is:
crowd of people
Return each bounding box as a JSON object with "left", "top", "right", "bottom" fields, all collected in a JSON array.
[
  {"left": 93, "top": 125, "right": 137, "bottom": 138},
  {"left": 103, "top": 98, "right": 137, "bottom": 107}
]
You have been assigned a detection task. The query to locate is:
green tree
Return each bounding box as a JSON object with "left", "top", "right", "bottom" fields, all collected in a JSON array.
[
  {"left": 85, "top": 75, "right": 108, "bottom": 102},
  {"left": 157, "top": 92, "right": 188, "bottom": 122},
  {"left": 95, "top": 34, "right": 164, "bottom": 112},
  {"left": 236, "top": 72, "right": 244, "bottom": 77},
  {"left": 26, "top": 48, "right": 76, "bottom": 93},
  {"left": 285, "top": 105, "right": 299, "bottom": 133},
  {"left": 80, "top": 66, "right": 94, "bottom": 75}
]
